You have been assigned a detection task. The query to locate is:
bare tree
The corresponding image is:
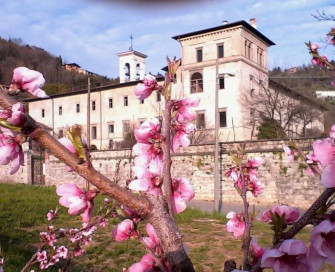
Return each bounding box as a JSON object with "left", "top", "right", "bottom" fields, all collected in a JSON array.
[
  {"left": 244, "top": 75, "right": 324, "bottom": 139},
  {"left": 189, "top": 128, "right": 214, "bottom": 144}
]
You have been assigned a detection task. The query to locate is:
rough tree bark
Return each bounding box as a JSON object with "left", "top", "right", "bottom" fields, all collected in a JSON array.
[{"left": 0, "top": 90, "right": 195, "bottom": 271}]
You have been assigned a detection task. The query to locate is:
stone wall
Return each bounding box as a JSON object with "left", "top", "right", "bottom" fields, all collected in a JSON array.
[
  {"left": 0, "top": 150, "right": 32, "bottom": 184},
  {"left": 40, "top": 137, "right": 324, "bottom": 209}
]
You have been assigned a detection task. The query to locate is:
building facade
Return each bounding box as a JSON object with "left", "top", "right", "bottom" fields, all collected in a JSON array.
[{"left": 27, "top": 19, "right": 325, "bottom": 149}]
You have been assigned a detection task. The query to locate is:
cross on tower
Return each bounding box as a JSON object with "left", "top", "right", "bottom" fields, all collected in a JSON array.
[{"left": 129, "top": 34, "right": 134, "bottom": 51}]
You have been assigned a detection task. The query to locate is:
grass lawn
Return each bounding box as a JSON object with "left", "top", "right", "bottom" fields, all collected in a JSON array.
[{"left": 0, "top": 183, "right": 334, "bottom": 272}]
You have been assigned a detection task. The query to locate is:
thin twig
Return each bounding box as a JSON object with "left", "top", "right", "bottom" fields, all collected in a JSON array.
[{"left": 162, "top": 99, "right": 174, "bottom": 216}]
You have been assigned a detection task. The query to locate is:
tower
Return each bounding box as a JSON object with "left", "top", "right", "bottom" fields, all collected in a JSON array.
[{"left": 117, "top": 50, "right": 147, "bottom": 83}]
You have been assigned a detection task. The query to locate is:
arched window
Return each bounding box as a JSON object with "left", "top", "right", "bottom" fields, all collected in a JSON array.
[
  {"left": 190, "top": 72, "right": 203, "bottom": 93},
  {"left": 245, "top": 40, "right": 252, "bottom": 59},
  {"left": 136, "top": 63, "right": 140, "bottom": 80},
  {"left": 124, "top": 63, "right": 130, "bottom": 81},
  {"left": 257, "top": 48, "right": 264, "bottom": 66}
]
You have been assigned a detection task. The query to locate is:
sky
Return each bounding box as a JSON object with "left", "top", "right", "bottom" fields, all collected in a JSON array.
[{"left": 0, "top": 0, "right": 334, "bottom": 79}]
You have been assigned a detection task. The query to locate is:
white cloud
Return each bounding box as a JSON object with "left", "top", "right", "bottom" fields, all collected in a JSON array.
[{"left": 0, "top": 0, "right": 335, "bottom": 78}]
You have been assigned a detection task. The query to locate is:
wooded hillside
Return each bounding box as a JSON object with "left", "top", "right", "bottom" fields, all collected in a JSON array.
[
  {"left": 270, "top": 63, "right": 335, "bottom": 101},
  {"left": 0, "top": 37, "right": 117, "bottom": 98}
]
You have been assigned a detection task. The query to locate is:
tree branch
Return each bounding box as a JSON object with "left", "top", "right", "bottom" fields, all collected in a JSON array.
[{"left": 162, "top": 99, "right": 175, "bottom": 216}]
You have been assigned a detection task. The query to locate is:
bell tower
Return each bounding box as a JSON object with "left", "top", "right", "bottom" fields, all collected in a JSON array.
[{"left": 117, "top": 50, "right": 147, "bottom": 83}]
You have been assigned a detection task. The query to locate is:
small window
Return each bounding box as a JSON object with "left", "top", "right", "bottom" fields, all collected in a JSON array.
[
  {"left": 58, "top": 130, "right": 64, "bottom": 139},
  {"left": 196, "top": 112, "right": 205, "bottom": 129},
  {"left": 92, "top": 101, "right": 96, "bottom": 111},
  {"left": 219, "top": 77, "right": 225, "bottom": 89},
  {"left": 123, "top": 121, "right": 130, "bottom": 133},
  {"left": 59, "top": 106, "right": 62, "bottom": 115},
  {"left": 140, "top": 99, "right": 144, "bottom": 104},
  {"left": 219, "top": 110, "right": 227, "bottom": 127},
  {"left": 196, "top": 48, "right": 203, "bottom": 62},
  {"left": 91, "top": 126, "right": 97, "bottom": 139},
  {"left": 109, "top": 124, "right": 114, "bottom": 134},
  {"left": 124, "top": 96, "right": 128, "bottom": 106},
  {"left": 76, "top": 103, "right": 80, "bottom": 113},
  {"left": 190, "top": 72, "right": 203, "bottom": 93},
  {"left": 109, "top": 98, "right": 113, "bottom": 108},
  {"left": 41, "top": 109, "right": 45, "bottom": 118},
  {"left": 217, "top": 44, "right": 224, "bottom": 58},
  {"left": 156, "top": 92, "right": 161, "bottom": 102}
]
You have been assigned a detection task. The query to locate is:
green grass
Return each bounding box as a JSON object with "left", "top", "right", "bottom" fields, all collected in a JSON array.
[
  {"left": 175, "top": 207, "right": 227, "bottom": 224},
  {"left": 0, "top": 182, "right": 333, "bottom": 272}
]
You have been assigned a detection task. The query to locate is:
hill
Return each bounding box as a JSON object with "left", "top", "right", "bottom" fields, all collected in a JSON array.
[
  {"left": 270, "top": 63, "right": 335, "bottom": 100},
  {"left": 0, "top": 37, "right": 118, "bottom": 98},
  {"left": 270, "top": 64, "right": 335, "bottom": 128}
]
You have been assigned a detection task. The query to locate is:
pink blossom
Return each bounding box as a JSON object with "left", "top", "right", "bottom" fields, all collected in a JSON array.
[
  {"left": 283, "top": 146, "right": 294, "bottom": 162},
  {"left": 128, "top": 253, "right": 170, "bottom": 272},
  {"left": 134, "top": 84, "right": 154, "bottom": 100},
  {"left": 74, "top": 246, "right": 83, "bottom": 256},
  {"left": 129, "top": 168, "right": 163, "bottom": 196},
  {"left": 246, "top": 176, "right": 264, "bottom": 197},
  {"left": 134, "top": 118, "right": 161, "bottom": 143},
  {"left": 143, "top": 223, "right": 163, "bottom": 255},
  {"left": 128, "top": 254, "right": 156, "bottom": 272},
  {"left": 225, "top": 166, "right": 239, "bottom": 181},
  {"left": 310, "top": 43, "right": 319, "bottom": 52},
  {"left": 330, "top": 124, "right": 335, "bottom": 138},
  {"left": 69, "top": 228, "right": 82, "bottom": 242},
  {"left": 58, "top": 228, "right": 66, "bottom": 236},
  {"left": 82, "top": 224, "right": 97, "bottom": 236},
  {"left": 227, "top": 158, "right": 264, "bottom": 197},
  {"left": 10, "top": 67, "right": 48, "bottom": 98},
  {"left": 309, "top": 138, "right": 335, "bottom": 188},
  {"left": 99, "top": 218, "right": 108, "bottom": 227},
  {"left": 172, "top": 123, "right": 196, "bottom": 153},
  {"left": 251, "top": 238, "right": 266, "bottom": 265},
  {"left": 55, "top": 246, "right": 68, "bottom": 259},
  {"left": 0, "top": 128, "right": 24, "bottom": 174},
  {"left": 58, "top": 137, "right": 81, "bottom": 172},
  {"left": 261, "top": 205, "right": 299, "bottom": 224},
  {"left": 103, "top": 198, "right": 111, "bottom": 204},
  {"left": 172, "top": 178, "right": 195, "bottom": 213},
  {"left": 82, "top": 235, "right": 92, "bottom": 246},
  {"left": 36, "top": 251, "right": 47, "bottom": 262},
  {"left": 112, "top": 219, "right": 137, "bottom": 242},
  {"left": 133, "top": 142, "right": 163, "bottom": 170},
  {"left": 261, "top": 239, "right": 310, "bottom": 272},
  {"left": 0, "top": 102, "right": 27, "bottom": 127},
  {"left": 245, "top": 156, "right": 264, "bottom": 168},
  {"left": 40, "top": 230, "right": 56, "bottom": 246},
  {"left": 142, "top": 74, "right": 157, "bottom": 87},
  {"left": 226, "top": 212, "right": 245, "bottom": 239},
  {"left": 46, "top": 210, "right": 57, "bottom": 221},
  {"left": 134, "top": 75, "right": 159, "bottom": 100},
  {"left": 122, "top": 206, "right": 141, "bottom": 224},
  {"left": 58, "top": 137, "right": 77, "bottom": 154},
  {"left": 174, "top": 96, "right": 200, "bottom": 124},
  {"left": 310, "top": 138, "right": 335, "bottom": 166},
  {"left": 308, "top": 220, "right": 335, "bottom": 270},
  {"left": 56, "top": 184, "right": 96, "bottom": 223},
  {"left": 311, "top": 55, "right": 328, "bottom": 67}
]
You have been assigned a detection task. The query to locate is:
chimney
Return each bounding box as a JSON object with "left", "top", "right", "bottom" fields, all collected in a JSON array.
[
  {"left": 249, "top": 18, "right": 257, "bottom": 29},
  {"left": 222, "top": 20, "right": 228, "bottom": 25}
]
